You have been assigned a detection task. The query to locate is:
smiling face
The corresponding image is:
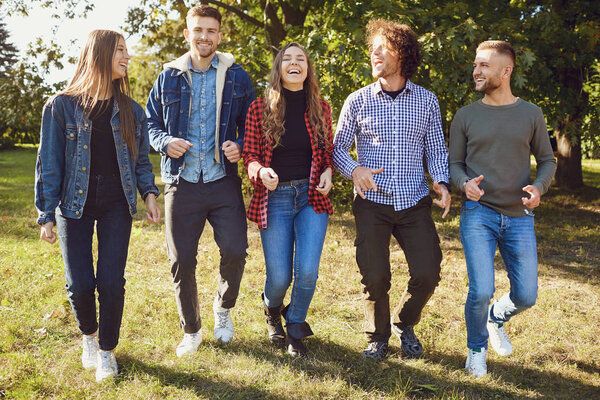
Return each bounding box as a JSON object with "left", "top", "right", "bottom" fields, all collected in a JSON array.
[
  {"left": 184, "top": 16, "right": 222, "bottom": 59},
  {"left": 473, "top": 48, "right": 512, "bottom": 94},
  {"left": 280, "top": 45, "right": 308, "bottom": 91},
  {"left": 370, "top": 35, "right": 401, "bottom": 80},
  {"left": 111, "top": 37, "right": 130, "bottom": 80}
]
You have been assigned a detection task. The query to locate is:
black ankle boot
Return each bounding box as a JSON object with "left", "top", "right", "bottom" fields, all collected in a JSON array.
[
  {"left": 262, "top": 294, "right": 285, "bottom": 344},
  {"left": 285, "top": 322, "right": 313, "bottom": 357}
]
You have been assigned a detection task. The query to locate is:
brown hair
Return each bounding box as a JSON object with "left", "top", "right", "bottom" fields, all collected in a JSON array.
[
  {"left": 263, "top": 43, "right": 328, "bottom": 149},
  {"left": 187, "top": 5, "right": 222, "bottom": 25},
  {"left": 366, "top": 18, "right": 422, "bottom": 80},
  {"left": 60, "top": 30, "right": 137, "bottom": 158},
  {"left": 476, "top": 40, "right": 516, "bottom": 66}
]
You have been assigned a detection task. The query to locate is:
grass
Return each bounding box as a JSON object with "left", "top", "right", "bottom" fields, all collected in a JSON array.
[{"left": 1, "top": 146, "right": 599, "bottom": 399}]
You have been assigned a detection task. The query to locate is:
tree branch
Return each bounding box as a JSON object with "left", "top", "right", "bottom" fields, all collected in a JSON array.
[{"left": 202, "top": 0, "right": 263, "bottom": 28}]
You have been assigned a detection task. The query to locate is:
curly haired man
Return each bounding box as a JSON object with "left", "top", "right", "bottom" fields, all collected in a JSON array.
[{"left": 333, "top": 18, "right": 451, "bottom": 361}]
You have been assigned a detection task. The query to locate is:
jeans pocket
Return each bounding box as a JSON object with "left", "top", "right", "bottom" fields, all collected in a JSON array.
[{"left": 461, "top": 200, "right": 481, "bottom": 212}]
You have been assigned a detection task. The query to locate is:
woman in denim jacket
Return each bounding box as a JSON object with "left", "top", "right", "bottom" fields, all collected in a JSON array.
[
  {"left": 243, "top": 43, "right": 334, "bottom": 356},
  {"left": 34, "top": 30, "right": 160, "bottom": 383}
]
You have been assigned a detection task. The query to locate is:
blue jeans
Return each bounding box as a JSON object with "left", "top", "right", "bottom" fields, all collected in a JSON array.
[
  {"left": 56, "top": 175, "right": 132, "bottom": 351},
  {"left": 460, "top": 200, "right": 538, "bottom": 350},
  {"left": 260, "top": 181, "right": 328, "bottom": 324}
]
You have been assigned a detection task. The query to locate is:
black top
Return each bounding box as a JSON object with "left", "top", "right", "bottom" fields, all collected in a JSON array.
[
  {"left": 383, "top": 87, "right": 405, "bottom": 99},
  {"left": 89, "top": 98, "right": 120, "bottom": 178},
  {"left": 270, "top": 88, "right": 313, "bottom": 182}
]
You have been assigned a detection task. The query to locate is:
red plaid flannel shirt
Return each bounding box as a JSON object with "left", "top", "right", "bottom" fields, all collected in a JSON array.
[{"left": 243, "top": 97, "right": 334, "bottom": 230}]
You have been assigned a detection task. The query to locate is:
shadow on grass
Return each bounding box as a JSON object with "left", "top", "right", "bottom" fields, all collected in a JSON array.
[
  {"left": 200, "top": 337, "right": 600, "bottom": 399},
  {"left": 117, "top": 354, "right": 285, "bottom": 400}
]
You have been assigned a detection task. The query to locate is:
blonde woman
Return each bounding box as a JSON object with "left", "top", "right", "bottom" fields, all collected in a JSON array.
[
  {"left": 34, "top": 30, "right": 160, "bottom": 382},
  {"left": 243, "top": 43, "right": 333, "bottom": 356}
]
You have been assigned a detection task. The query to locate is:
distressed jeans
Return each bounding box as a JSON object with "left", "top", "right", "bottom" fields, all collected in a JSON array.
[{"left": 460, "top": 200, "right": 538, "bottom": 350}]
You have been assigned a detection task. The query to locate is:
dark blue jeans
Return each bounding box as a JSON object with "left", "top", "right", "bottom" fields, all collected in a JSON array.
[
  {"left": 260, "top": 181, "right": 328, "bottom": 324},
  {"left": 56, "top": 175, "right": 132, "bottom": 351}
]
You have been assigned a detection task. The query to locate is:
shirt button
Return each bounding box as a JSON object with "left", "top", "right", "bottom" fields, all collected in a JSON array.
[
  {"left": 78, "top": 190, "right": 83, "bottom": 194},
  {"left": 178, "top": 131, "right": 182, "bottom": 135},
  {"left": 180, "top": 110, "right": 183, "bottom": 113},
  {"left": 83, "top": 145, "right": 88, "bottom": 150},
  {"left": 82, "top": 167, "right": 86, "bottom": 171},
  {"left": 70, "top": 133, "right": 75, "bottom": 138}
]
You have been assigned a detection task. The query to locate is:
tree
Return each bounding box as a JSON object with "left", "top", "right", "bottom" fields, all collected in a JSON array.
[{"left": 513, "top": 0, "right": 600, "bottom": 189}]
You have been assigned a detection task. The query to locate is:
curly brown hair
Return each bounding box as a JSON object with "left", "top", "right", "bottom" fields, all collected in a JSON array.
[{"left": 366, "top": 18, "right": 422, "bottom": 80}]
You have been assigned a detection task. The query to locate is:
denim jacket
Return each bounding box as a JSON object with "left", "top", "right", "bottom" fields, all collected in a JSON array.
[
  {"left": 35, "top": 95, "right": 160, "bottom": 225},
  {"left": 145, "top": 51, "right": 255, "bottom": 183}
]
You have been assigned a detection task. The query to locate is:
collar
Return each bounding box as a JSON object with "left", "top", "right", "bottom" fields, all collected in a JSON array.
[
  {"left": 371, "top": 79, "right": 414, "bottom": 96},
  {"left": 188, "top": 55, "right": 219, "bottom": 73}
]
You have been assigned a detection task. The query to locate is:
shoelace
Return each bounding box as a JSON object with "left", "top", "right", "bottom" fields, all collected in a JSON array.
[
  {"left": 401, "top": 327, "right": 419, "bottom": 345},
  {"left": 470, "top": 350, "right": 486, "bottom": 367},
  {"left": 216, "top": 311, "right": 230, "bottom": 329},
  {"left": 83, "top": 337, "right": 96, "bottom": 354},
  {"left": 184, "top": 332, "right": 200, "bottom": 344},
  {"left": 99, "top": 352, "right": 113, "bottom": 369},
  {"left": 496, "top": 325, "right": 510, "bottom": 343},
  {"left": 367, "top": 342, "right": 386, "bottom": 355}
]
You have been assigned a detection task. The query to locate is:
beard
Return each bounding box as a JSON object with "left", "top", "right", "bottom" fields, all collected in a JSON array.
[
  {"left": 193, "top": 41, "right": 217, "bottom": 58},
  {"left": 475, "top": 75, "right": 501, "bottom": 94},
  {"left": 372, "top": 60, "right": 401, "bottom": 80}
]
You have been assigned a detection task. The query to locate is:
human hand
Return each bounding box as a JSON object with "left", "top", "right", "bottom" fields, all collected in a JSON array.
[
  {"left": 464, "top": 175, "right": 485, "bottom": 201},
  {"left": 145, "top": 193, "right": 161, "bottom": 224},
  {"left": 433, "top": 182, "right": 451, "bottom": 218},
  {"left": 40, "top": 221, "right": 57, "bottom": 244},
  {"left": 260, "top": 167, "right": 279, "bottom": 191},
  {"left": 222, "top": 140, "right": 241, "bottom": 163},
  {"left": 316, "top": 167, "right": 333, "bottom": 196},
  {"left": 352, "top": 166, "right": 383, "bottom": 199},
  {"left": 166, "top": 138, "right": 193, "bottom": 158},
  {"left": 521, "top": 185, "right": 541, "bottom": 209}
]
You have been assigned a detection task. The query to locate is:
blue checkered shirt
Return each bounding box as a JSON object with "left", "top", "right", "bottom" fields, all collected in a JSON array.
[{"left": 333, "top": 79, "right": 449, "bottom": 210}]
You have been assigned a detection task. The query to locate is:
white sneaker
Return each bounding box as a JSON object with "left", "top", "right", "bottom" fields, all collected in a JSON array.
[
  {"left": 81, "top": 334, "right": 99, "bottom": 370},
  {"left": 95, "top": 350, "right": 118, "bottom": 383},
  {"left": 465, "top": 347, "right": 487, "bottom": 377},
  {"left": 176, "top": 331, "right": 202, "bottom": 357},
  {"left": 213, "top": 297, "right": 234, "bottom": 344},
  {"left": 487, "top": 320, "right": 513, "bottom": 356}
]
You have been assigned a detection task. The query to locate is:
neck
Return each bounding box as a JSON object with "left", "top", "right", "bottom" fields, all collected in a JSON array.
[
  {"left": 191, "top": 53, "right": 215, "bottom": 71},
  {"left": 379, "top": 74, "right": 406, "bottom": 92},
  {"left": 482, "top": 86, "right": 517, "bottom": 106},
  {"left": 283, "top": 83, "right": 303, "bottom": 92}
]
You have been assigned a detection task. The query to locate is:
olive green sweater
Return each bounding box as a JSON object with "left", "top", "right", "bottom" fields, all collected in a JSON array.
[{"left": 449, "top": 98, "right": 557, "bottom": 217}]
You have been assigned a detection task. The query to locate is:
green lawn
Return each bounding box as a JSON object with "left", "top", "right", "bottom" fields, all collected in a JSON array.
[{"left": 1, "top": 146, "right": 599, "bottom": 399}]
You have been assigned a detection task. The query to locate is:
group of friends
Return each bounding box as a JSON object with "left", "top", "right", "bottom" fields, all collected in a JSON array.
[{"left": 34, "top": 5, "right": 556, "bottom": 383}]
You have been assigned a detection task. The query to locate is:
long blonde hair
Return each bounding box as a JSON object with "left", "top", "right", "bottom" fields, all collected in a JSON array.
[
  {"left": 263, "top": 43, "right": 328, "bottom": 149},
  {"left": 60, "top": 30, "right": 137, "bottom": 158}
]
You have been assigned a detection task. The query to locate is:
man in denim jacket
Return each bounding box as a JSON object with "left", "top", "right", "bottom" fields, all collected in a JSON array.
[{"left": 146, "top": 5, "right": 254, "bottom": 357}]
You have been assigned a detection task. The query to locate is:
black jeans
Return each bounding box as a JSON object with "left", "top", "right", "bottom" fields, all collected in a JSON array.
[
  {"left": 56, "top": 175, "right": 132, "bottom": 351},
  {"left": 164, "top": 176, "right": 248, "bottom": 334},
  {"left": 353, "top": 195, "right": 442, "bottom": 343}
]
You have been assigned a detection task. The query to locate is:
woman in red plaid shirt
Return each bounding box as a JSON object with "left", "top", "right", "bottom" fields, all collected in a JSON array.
[{"left": 243, "top": 43, "right": 333, "bottom": 357}]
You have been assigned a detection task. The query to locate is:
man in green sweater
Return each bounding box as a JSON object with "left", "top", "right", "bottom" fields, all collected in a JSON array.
[{"left": 449, "top": 40, "right": 556, "bottom": 377}]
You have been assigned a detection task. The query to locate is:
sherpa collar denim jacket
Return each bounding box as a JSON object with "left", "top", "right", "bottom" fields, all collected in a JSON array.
[
  {"left": 35, "top": 94, "right": 160, "bottom": 225},
  {"left": 145, "top": 51, "right": 255, "bottom": 184}
]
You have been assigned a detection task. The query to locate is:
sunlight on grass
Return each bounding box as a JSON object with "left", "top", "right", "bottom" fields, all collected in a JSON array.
[{"left": 1, "top": 147, "right": 599, "bottom": 399}]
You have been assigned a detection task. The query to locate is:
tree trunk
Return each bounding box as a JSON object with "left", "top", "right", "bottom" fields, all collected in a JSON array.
[{"left": 554, "top": 128, "right": 584, "bottom": 189}]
